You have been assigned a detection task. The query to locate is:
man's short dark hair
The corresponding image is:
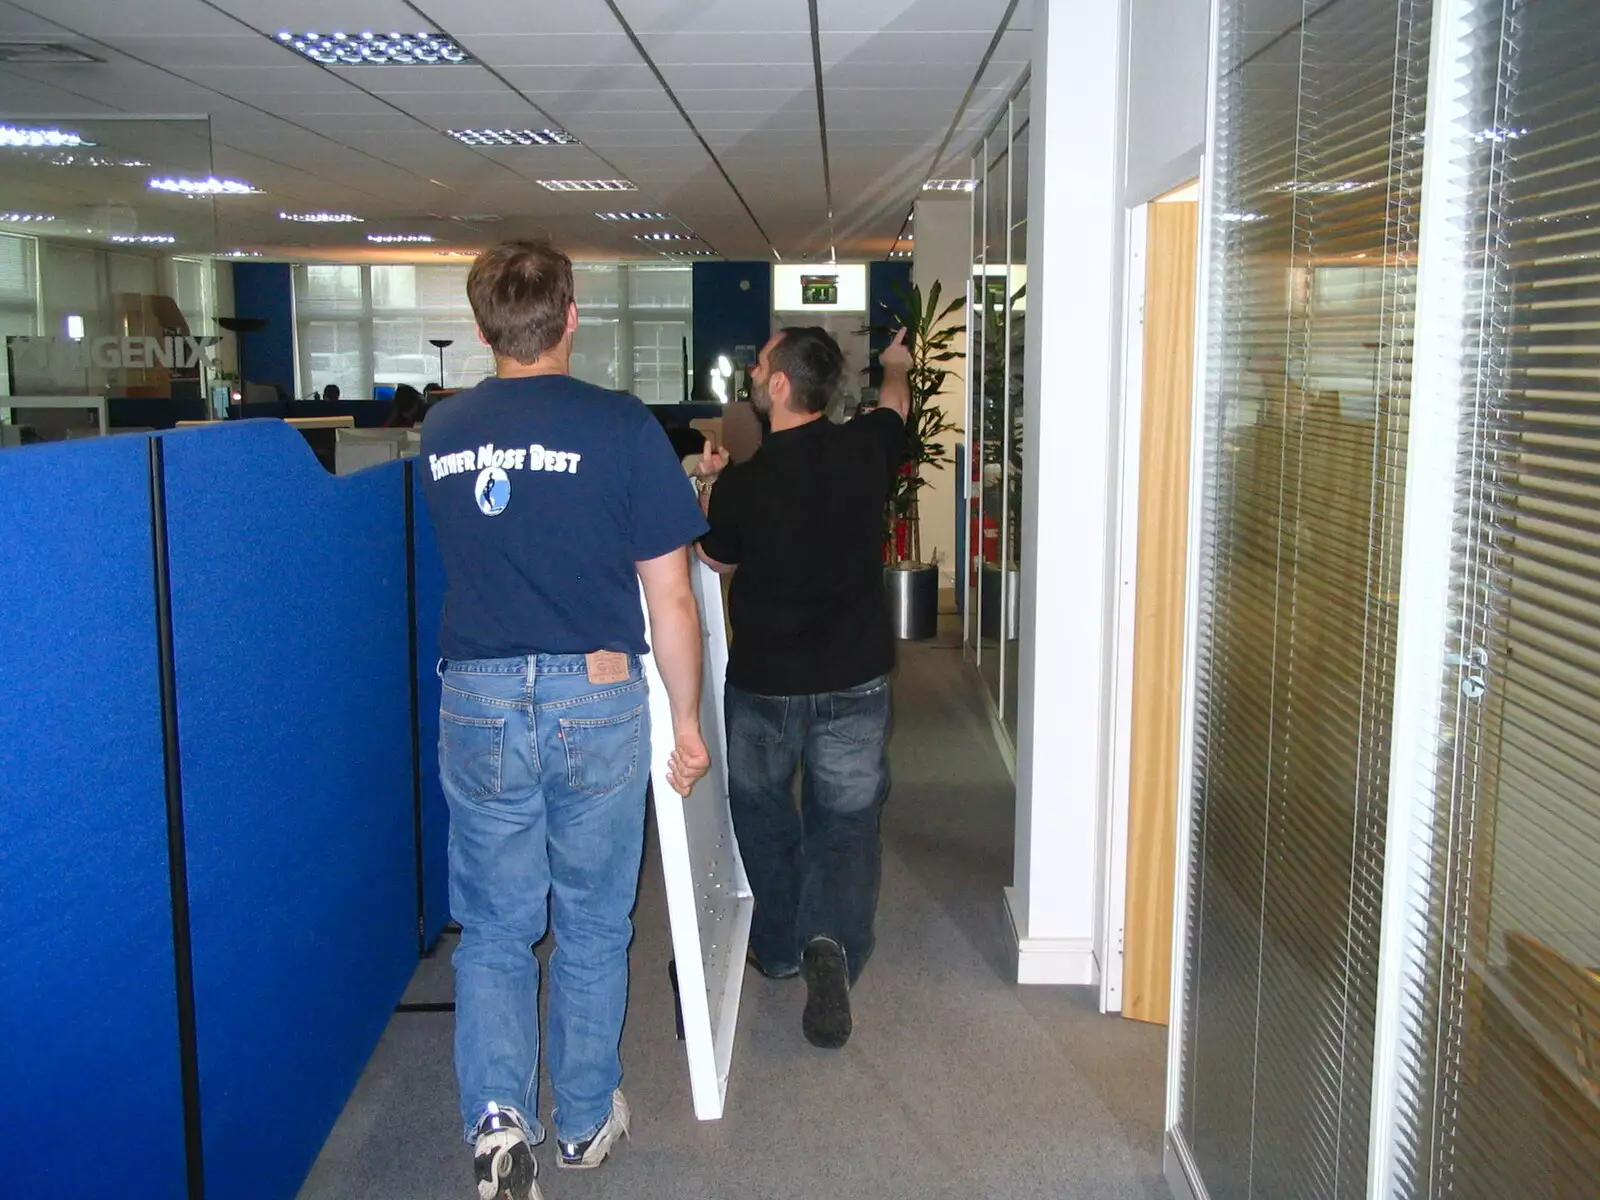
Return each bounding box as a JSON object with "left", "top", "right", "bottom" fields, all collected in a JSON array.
[
  {"left": 322, "top": 383, "right": 340, "bottom": 402},
  {"left": 770, "top": 326, "right": 844, "bottom": 414},
  {"left": 467, "top": 240, "right": 575, "bottom": 364}
]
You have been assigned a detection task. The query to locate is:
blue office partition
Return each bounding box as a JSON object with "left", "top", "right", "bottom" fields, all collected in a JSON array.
[
  {"left": 0, "top": 436, "right": 187, "bottom": 1198},
  {"left": 159, "top": 421, "right": 416, "bottom": 1200},
  {"left": 410, "top": 465, "right": 452, "bottom": 945}
]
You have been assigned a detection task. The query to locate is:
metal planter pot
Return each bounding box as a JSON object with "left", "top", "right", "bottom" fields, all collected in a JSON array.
[{"left": 885, "top": 563, "right": 939, "bottom": 641}]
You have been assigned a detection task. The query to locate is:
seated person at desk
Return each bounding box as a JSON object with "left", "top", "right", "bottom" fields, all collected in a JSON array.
[{"left": 385, "top": 384, "right": 424, "bottom": 428}]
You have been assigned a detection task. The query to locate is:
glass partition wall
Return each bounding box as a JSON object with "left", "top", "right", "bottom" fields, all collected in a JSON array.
[
  {"left": 965, "top": 80, "right": 1029, "bottom": 746},
  {"left": 1169, "top": 0, "right": 1600, "bottom": 1197}
]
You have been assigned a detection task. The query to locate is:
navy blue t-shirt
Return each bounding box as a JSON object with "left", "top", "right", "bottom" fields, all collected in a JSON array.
[{"left": 419, "top": 374, "right": 707, "bottom": 660}]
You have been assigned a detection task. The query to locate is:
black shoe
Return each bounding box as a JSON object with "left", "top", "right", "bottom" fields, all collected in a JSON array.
[
  {"left": 801, "top": 938, "right": 853, "bottom": 1049},
  {"left": 747, "top": 948, "right": 799, "bottom": 980},
  {"left": 472, "top": 1104, "right": 541, "bottom": 1200}
]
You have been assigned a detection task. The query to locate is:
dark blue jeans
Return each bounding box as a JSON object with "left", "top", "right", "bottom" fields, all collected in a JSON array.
[{"left": 726, "top": 676, "right": 891, "bottom": 984}]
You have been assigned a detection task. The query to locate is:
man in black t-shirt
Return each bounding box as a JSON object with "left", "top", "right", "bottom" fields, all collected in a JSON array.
[
  {"left": 696, "top": 326, "right": 912, "bottom": 1050},
  {"left": 421, "top": 241, "right": 709, "bottom": 1200}
]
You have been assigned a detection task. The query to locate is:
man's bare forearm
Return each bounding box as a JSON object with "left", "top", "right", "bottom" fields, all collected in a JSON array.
[
  {"left": 880, "top": 362, "right": 911, "bottom": 421},
  {"left": 646, "top": 582, "right": 704, "bottom": 731}
]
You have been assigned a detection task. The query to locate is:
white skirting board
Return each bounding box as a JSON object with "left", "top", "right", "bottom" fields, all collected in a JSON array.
[
  {"left": 640, "top": 560, "right": 753, "bottom": 1121},
  {"left": 1003, "top": 886, "right": 1099, "bottom": 985}
]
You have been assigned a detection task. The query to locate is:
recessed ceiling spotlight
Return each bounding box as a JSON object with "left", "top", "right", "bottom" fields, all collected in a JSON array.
[
  {"left": 279, "top": 211, "right": 363, "bottom": 223},
  {"left": 447, "top": 128, "right": 579, "bottom": 147},
  {"left": 110, "top": 234, "right": 176, "bottom": 244},
  {"left": 923, "top": 178, "right": 977, "bottom": 192},
  {"left": 634, "top": 231, "right": 695, "bottom": 242},
  {"left": 0, "top": 123, "right": 95, "bottom": 148},
  {"left": 367, "top": 233, "right": 435, "bottom": 243},
  {"left": 150, "top": 176, "right": 261, "bottom": 195},
  {"left": 275, "top": 30, "right": 471, "bottom": 66},
  {"left": 888, "top": 249, "right": 912, "bottom": 259},
  {"left": 0, "top": 212, "right": 55, "bottom": 223},
  {"left": 537, "top": 179, "right": 636, "bottom": 192},
  {"left": 661, "top": 249, "right": 715, "bottom": 258},
  {"left": 596, "top": 211, "right": 673, "bottom": 222},
  {"left": 216, "top": 250, "right": 264, "bottom": 258}
]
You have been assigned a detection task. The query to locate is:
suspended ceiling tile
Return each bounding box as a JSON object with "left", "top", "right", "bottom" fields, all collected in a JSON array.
[
  {"left": 170, "top": 63, "right": 367, "bottom": 94},
  {"left": 0, "top": 70, "right": 119, "bottom": 112},
  {"left": 15, "top": 0, "right": 247, "bottom": 37},
  {"left": 494, "top": 63, "right": 660, "bottom": 90},
  {"left": 205, "top": 0, "right": 423, "bottom": 32},
  {"left": 95, "top": 35, "right": 296, "bottom": 67},
  {"left": 656, "top": 63, "right": 816, "bottom": 91},
  {"left": 330, "top": 64, "right": 506, "bottom": 92},
  {"left": 464, "top": 32, "right": 637, "bottom": 68},
  {"left": 440, "top": 0, "right": 621, "bottom": 35},
  {"left": 815, "top": 0, "right": 1017, "bottom": 33},
  {"left": 639, "top": 30, "right": 813, "bottom": 66}
]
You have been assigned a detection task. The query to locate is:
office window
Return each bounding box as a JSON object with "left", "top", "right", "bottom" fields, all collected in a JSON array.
[
  {"left": 294, "top": 263, "right": 689, "bottom": 399},
  {"left": 0, "top": 234, "right": 39, "bottom": 397}
]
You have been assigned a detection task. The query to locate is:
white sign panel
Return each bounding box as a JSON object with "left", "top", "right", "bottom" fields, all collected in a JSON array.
[{"left": 641, "top": 560, "right": 752, "bottom": 1120}]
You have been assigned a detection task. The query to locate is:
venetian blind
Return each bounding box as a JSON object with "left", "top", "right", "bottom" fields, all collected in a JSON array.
[
  {"left": 1386, "top": 0, "right": 1600, "bottom": 1195},
  {"left": 1175, "top": 0, "right": 1432, "bottom": 1196}
]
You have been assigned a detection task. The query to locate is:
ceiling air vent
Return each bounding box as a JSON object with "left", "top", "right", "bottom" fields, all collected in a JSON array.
[{"left": 0, "top": 41, "right": 104, "bottom": 64}]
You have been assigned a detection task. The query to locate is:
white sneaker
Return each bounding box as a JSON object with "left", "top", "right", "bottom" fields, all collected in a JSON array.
[
  {"left": 472, "top": 1103, "right": 542, "bottom": 1200},
  {"left": 556, "top": 1090, "right": 631, "bottom": 1170}
]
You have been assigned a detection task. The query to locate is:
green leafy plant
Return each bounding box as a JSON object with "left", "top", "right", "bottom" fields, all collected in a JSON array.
[{"left": 859, "top": 280, "right": 965, "bottom": 566}]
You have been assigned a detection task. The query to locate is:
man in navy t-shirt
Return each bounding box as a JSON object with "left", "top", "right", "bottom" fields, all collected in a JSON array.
[{"left": 420, "top": 240, "right": 708, "bottom": 1200}]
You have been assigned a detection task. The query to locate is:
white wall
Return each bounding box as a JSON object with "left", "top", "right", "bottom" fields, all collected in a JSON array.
[
  {"left": 913, "top": 195, "right": 972, "bottom": 592},
  {"left": 1123, "top": 0, "right": 1211, "bottom": 202}
]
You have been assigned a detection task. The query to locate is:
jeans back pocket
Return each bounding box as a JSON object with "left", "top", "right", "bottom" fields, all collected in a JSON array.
[
  {"left": 440, "top": 710, "right": 506, "bottom": 801},
  {"left": 559, "top": 705, "right": 644, "bottom": 796}
]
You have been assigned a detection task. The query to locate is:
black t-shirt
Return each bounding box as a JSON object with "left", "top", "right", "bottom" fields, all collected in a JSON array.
[
  {"left": 700, "top": 406, "right": 904, "bottom": 695},
  {"left": 420, "top": 375, "right": 707, "bottom": 660}
]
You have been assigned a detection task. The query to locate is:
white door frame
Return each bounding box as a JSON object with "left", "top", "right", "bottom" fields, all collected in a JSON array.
[{"left": 1100, "top": 201, "right": 1151, "bottom": 1014}]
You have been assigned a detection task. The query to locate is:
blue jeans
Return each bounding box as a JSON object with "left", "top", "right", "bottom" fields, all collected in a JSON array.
[
  {"left": 726, "top": 676, "right": 891, "bottom": 983},
  {"left": 438, "top": 654, "right": 648, "bottom": 1146}
]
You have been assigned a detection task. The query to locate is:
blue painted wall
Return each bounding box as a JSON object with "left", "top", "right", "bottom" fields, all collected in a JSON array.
[
  {"left": 231, "top": 262, "right": 296, "bottom": 398},
  {"left": 866, "top": 261, "right": 914, "bottom": 388},
  {"left": 691, "top": 261, "right": 771, "bottom": 400}
]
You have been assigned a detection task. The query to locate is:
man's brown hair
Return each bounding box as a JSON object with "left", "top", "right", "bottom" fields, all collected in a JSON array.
[{"left": 466, "top": 240, "right": 575, "bottom": 364}]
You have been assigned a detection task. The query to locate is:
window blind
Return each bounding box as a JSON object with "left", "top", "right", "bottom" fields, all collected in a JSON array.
[
  {"left": 1386, "top": 0, "right": 1600, "bottom": 1195},
  {"left": 1176, "top": 0, "right": 1431, "bottom": 1196}
]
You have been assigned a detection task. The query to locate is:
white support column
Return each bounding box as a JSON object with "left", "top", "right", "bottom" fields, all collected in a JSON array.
[{"left": 1006, "top": 0, "right": 1128, "bottom": 986}]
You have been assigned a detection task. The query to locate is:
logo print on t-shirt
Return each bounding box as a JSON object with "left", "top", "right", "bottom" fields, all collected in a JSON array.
[{"left": 475, "top": 466, "right": 510, "bottom": 516}]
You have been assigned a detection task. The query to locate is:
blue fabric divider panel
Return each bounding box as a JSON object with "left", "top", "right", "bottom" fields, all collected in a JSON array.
[
  {"left": 411, "top": 465, "right": 451, "bottom": 945},
  {"left": 160, "top": 421, "right": 416, "bottom": 1200},
  {"left": 0, "top": 435, "right": 187, "bottom": 1198},
  {"left": 691, "top": 261, "right": 772, "bottom": 399},
  {"left": 231, "top": 262, "right": 296, "bottom": 397}
]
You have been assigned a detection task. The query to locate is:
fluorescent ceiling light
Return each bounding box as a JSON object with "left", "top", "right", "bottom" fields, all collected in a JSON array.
[
  {"left": 447, "top": 128, "right": 578, "bottom": 147},
  {"left": 216, "top": 250, "right": 263, "bottom": 258},
  {"left": 280, "top": 211, "right": 363, "bottom": 223},
  {"left": 435, "top": 250, "right": 479, "bottom": 257},
  {"left": 923, "top": 178, "right": 976, "bottom": 192},
  {"left": 150, "top": 176, "right": 261, "bottom": 195},
  {"left": 634, "top": 231, "right": 695, "bottom": 242},
  {"left": 110, "top": 234, "right": 176, "bottom": 244},
  {"left": 661, "top": 249, "right": 714, "bottom": 258},
  {"left": 888, "top": 250, "right": 912, "bottom": 259},
  {"left": 596, "top": 211, "right": 672, "bottom": 222},
  {"left": 0, "top": 212, "right": 55, "bottom": 223},
  {"left": 538, "top": 179, "right": 636, "bottom": 192},
  {"left": 0, "top": 124, "right": 95, "bottom": 148},
  {"left": 275, "top": 30, "right": 470, "bottom": 66},
  {"left": 47, "top": 153, "right": 147, "bottom": 167},
  {"left": 367, "top": 233, "right": 434, "bottom": 243}
]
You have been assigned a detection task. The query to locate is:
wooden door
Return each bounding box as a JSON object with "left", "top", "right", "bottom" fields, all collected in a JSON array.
[{"left": 1122, "top": 196, "right": 1199, "bottom": 1025}]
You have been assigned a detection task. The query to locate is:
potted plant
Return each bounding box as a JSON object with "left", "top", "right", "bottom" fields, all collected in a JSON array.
[
  {"left": 977, "top": 280, "right": 1025, "bottom": 644},
  {"left": 860, "top": 280, "right": 965, "bottom": 640}
]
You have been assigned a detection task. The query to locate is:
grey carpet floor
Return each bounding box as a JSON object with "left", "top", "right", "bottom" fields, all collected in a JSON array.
[{"left": 298, "top": 630, "right": 1168, "bottom": 1200}]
